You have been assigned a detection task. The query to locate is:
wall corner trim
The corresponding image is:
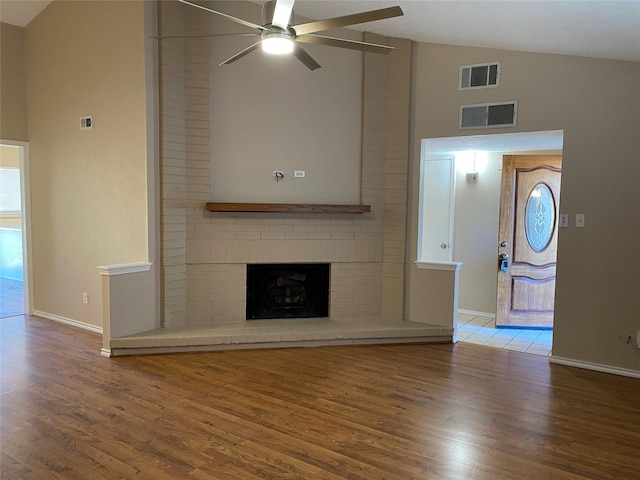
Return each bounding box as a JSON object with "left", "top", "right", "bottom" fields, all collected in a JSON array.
[
  {"left": 97, "top": 262, "right": 152, "bottom": 276},
  {"left": 415, "top": 261, "right": 463, "bottom": 272}
]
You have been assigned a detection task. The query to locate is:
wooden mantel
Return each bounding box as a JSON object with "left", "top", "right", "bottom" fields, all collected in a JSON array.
[{"left": 205, "top": 203, "right": 371, "bottom": 214}]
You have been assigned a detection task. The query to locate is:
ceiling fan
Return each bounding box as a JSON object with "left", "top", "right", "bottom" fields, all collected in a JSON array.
[{"left": 166, "top": 0, "right": 404, "bottom": 71}]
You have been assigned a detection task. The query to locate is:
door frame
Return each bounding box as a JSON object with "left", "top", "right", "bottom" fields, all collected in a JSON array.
[
  {"left": 420, "top": 131, "right": 564, "bottom": 332},
  {"left": 0, "top": 139, "right": 33, "bottom": 315}
]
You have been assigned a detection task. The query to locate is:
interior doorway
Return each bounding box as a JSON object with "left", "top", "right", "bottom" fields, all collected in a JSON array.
[
  {"left": 419, "top": 130, "right": 564, "bottom": 355},
  {"left": 0, "top": 141, "right": 31, "bottom": 318}
]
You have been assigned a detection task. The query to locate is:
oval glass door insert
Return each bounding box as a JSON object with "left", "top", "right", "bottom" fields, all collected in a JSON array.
[{"left": 525, "top": 183, "right": 555, "bottom": 252}]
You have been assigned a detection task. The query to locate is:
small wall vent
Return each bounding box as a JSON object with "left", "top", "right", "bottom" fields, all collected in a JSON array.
[
  {"left": 459, "top": 101, "right": 518, "bottom": 130},
  {"left": 459, "top": 62, "right": 500, "bottom": 90}
]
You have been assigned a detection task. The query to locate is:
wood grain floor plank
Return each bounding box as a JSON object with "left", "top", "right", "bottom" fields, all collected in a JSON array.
[{"left": 2, "top": 315, "right": 640, "bottom": 479}]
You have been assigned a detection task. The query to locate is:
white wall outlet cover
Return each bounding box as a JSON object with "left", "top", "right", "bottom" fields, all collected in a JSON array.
[
  {"left": 294, "top": 170, "right": 305, "bottom": 178},
  {"left": 80, "top": 116, "right": 92, "bottom": 130},
  {"left": 575, "top": 213, "right": 585, "bottom": 227},
  {"left": 559, "top": 213, "right": 569, "bottom": 228}
]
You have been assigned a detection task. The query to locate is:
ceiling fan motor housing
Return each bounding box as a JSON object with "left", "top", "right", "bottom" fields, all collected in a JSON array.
[{"left": 262, "top": 0, "right": 293, "bottom": 27}]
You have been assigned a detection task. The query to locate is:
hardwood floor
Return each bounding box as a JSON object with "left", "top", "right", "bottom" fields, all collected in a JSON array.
[{"left": 2, "top": 315, "right": 640, "bottom": 479}]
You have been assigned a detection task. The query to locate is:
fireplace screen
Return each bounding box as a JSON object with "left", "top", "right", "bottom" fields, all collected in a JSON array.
[{"left": 246, "top": 263, "right": 330, "bottom": 320}]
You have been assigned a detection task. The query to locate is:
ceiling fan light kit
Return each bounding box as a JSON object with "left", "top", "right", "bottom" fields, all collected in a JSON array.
[
  {"left": 261, "top": 31, "right": 295, "bottom": 55},
  {"left": 170, "top": 0, "right": 404, "bottom": 70}
]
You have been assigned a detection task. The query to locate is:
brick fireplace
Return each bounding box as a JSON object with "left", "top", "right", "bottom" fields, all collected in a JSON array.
[
  {"left": 102, "top": 3, "right": 455, "bottom": 357},
  {"left": 157, "top": 2, "right": 413, "bottom": 330}
]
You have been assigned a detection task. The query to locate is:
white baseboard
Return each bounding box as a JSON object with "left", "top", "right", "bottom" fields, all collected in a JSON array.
[
  {"left": 550, "top": 355, "right": 640, "bottom": 380},
  {"left": 33, "top": 310, "right": 103, "bottom": 335},
  {"left": 100, "top": 348, "right": 112, "bottom": 358},
  {"left": 458, "top": 309, "right": 495, "bottom": 319}
]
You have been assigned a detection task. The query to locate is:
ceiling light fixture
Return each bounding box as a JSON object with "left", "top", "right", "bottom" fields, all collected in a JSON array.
[{"left": 262, "top": 31, "right": 294, "bottom": 55}]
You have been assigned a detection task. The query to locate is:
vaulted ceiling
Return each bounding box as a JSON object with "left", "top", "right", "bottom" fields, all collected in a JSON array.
[
  {"left": 1, "top": 0, "right": 639, "bottom": 62},
  {"left": 293, "top": 0, "right": 640, "bottom": 63}
]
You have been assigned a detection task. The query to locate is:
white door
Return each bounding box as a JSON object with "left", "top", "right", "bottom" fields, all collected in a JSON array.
[{"left": 420, "top": 157, "right": 454, "bottom": 261}]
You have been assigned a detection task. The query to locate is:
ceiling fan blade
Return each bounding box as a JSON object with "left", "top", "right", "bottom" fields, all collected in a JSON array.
[
  {"left": 178, "top": 0, "right": 267, "bottom": 32},
  {"left": 292, "top": 6, "right": 403, "bottom": 36},
  {"left": 271, "top": 0, "right": 295, "bottom": 30},
  {"left": 152, "top": 33, "right": 260, "bottom": 40},
  {"left": 296, "top": 34, "right": 395, "bottom": 55},
  {"left": 292, "top": 44, "right": 321, "bottom": 71},
  {"left": 220, "top": 41, "right": 262, "bottom": 66}
]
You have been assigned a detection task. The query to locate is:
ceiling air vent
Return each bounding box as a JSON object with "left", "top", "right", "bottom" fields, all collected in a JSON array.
[
  {"left": 459, "top": 101, "right": 518, "bottom": 130},
  {"left": 459, "top": 62, "right": 500, "bottom": 90}
]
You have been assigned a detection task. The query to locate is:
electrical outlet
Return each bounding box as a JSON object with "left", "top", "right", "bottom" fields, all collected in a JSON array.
[
  {"left": 83, "top": 293, "right": 88, "bottom": 304},
  {"left": 294, "top": 170, "right": 305, "bottom": 178},
  {"left": 80, "top": 116, "right": 92, "bottom": 130},
  {"left": 575, "top": 213, "right": 585, "bottom": 228}
]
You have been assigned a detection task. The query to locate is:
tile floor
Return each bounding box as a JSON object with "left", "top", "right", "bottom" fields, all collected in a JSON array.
[{"left": 457, "top": 312, "right": 553, "bottom": 357}]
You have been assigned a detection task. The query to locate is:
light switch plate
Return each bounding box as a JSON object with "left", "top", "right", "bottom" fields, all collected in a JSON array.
[{"left": 559, "top": 214, "right": 569, "bottom": 228}]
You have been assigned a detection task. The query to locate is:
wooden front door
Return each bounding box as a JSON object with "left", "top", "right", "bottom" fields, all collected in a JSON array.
[{"left": 496, "top": 155, "right": 562, "bottom": 328}]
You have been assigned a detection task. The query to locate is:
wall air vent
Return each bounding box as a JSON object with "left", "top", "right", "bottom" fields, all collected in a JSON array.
[
  {"left": 459, "top": 101, "right": 518, "bottom": 130},
  {"left": 459, "top": 62, "right": 500, "bottom": 90}
]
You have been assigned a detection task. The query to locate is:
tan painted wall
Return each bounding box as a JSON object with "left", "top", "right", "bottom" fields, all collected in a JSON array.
[
  {"left": 0, "top": 22, "right": 28, "bottom": 141},
  {"left": 408, "top": 42, "right": 640, "bottom": 372},
  {"left": 25, "top": 0, "right": 149, "bottom": 328},
  {"left": 101, "top": 268, "right": 156, "bottom": 347},
  {"left": 407, "top": 267, "right": 458, "bottom": 327}
]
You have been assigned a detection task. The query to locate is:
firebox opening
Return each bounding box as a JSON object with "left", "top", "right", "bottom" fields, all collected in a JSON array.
[{"left": 246, "top": 263, "right": 330, "bottom": 320}]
